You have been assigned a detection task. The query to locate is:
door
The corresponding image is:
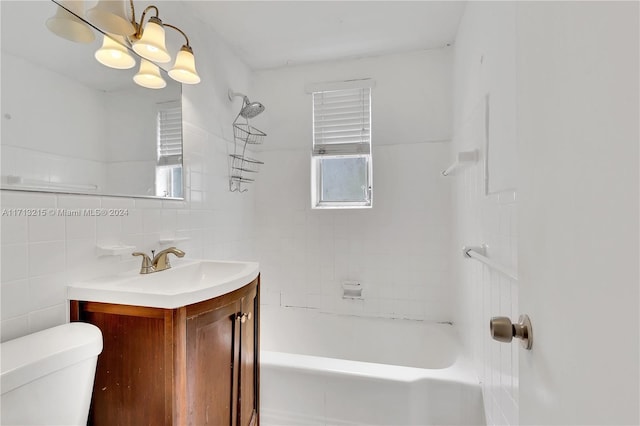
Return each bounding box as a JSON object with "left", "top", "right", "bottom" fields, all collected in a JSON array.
[
  {"left": 186, "top": 300, "right": 241, "bottom": 426},
  {"left": 516, "top": 2, "right": 639, "bottom": 424}
]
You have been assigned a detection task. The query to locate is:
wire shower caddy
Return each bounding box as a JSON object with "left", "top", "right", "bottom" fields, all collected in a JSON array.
[{"left": 229, "top": 117, "right": 266, "bottom": 192}]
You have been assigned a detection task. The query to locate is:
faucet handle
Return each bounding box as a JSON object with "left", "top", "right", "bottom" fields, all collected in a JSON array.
[{"left": 132, "top": 252, "right": 153, "bottom": 274}]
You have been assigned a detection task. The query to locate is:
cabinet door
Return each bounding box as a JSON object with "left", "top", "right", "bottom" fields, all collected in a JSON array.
[
  {"left": 74, "top": 303, "right": 173, "bottom": 426},
  {"left": 186, "top": 300, "right": 240, "bottom": 426},
  {"left": 238, "top": 285, "right": 258, "bottom": 426}
]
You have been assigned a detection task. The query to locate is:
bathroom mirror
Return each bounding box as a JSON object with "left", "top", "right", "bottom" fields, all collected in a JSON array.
[{"left": 0, "top": 0, "right": 183, "bottom": 199}]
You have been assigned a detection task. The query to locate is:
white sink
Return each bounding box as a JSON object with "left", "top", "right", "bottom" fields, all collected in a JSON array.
[{"left": 68, "top": 260, "right": 260, "bottom": 309}]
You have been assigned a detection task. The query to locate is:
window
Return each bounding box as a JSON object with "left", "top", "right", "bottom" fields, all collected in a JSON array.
[
  {"left": 155, "top": 101, "right": 183, "bottom": 198},
  {"left": 311, "top": 85, "right": 372, "bottom": 209}
]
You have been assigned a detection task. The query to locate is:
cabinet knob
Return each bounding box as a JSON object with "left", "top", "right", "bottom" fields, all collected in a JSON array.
[{"left": 236, "top": 312, "right": 252, "bottom": 323}]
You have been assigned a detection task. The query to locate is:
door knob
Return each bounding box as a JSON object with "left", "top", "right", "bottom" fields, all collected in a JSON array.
[{"left": 490, "top": 314, "right": 533, "bottom": 350}]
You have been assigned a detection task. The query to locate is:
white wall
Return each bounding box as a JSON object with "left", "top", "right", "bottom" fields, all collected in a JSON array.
[
  {"left": 252, "top": 49, "right": 454, "bottom": 320},
  {"left": 0, "top": 1, "right": 257, "bottom": 341},
  {"left": 452, "top": 3, "right": 519, "bottom": 425}
]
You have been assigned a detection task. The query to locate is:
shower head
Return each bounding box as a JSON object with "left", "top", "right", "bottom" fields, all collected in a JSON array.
[
  {"left": 240, "top": 101, "right": 265, "bottom": 119},
  {"left": 228, "top": 89, "right": 265, "bottom": 119}
]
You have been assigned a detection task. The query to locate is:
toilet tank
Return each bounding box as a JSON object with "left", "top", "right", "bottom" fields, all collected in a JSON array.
[{"left": 1, "top": 322, "right": 103, "bottom": 426}]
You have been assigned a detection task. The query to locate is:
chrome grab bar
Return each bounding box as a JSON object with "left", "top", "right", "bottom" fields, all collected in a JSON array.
[{"left": 462, "top": 244, "right": 518, "bottom": 281}]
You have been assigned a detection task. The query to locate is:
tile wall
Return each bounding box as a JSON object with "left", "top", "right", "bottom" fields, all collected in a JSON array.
[
  {"left": 252, "top": 49, "right": 455, "bottom": 321},
  {"left": 452, "top": 170, "right": 519, "bottom": 425},
  {"left": 452, "top": 2, "right": 519, "bottom": 425},
  {"left": 255, "top": 142, "right": 452, "bottom": 320}
]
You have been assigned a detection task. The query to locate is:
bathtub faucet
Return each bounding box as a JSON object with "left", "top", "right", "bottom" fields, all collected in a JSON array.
[{"left": 132, "top": 247, "right": 185, "bottom": 274}]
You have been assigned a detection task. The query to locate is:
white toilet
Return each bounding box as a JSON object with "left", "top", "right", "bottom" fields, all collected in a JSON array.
[{"left": 1, "top": 322, "right": 103, "bottom": 425}]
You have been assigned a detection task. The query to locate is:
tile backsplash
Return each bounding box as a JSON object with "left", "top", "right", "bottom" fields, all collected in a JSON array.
[{"left": 0, "top": 143, "right": 256, "bottom": 342}]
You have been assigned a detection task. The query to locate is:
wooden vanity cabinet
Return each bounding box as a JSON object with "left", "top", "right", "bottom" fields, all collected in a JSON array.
[{"left": 70, "top": 277, "right": 260, "bottom": 426}]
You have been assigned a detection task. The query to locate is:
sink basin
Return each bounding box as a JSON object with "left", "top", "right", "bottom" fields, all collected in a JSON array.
[{"left": 68, "top": 260, "right": 259, "bottom": 309}]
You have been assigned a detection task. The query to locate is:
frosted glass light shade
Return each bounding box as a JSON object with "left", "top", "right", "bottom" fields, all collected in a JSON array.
[
  {"left": 46, "top": 0, "right": 95, "bottom": 43},
  {"left": 132, "top": 17, "right": 171, "bottom": 63},
  {"left": 87, "top": 0, "right": 135, "bottom": 36},
  {"left": 95, "top": 34, "right": 136, "bottom": 69},
  {"left": 168, "top": 46, "right": 201, "bottom": 84},
  {"left": 134, "top": 59, "right": 166, "bottom": 89}
]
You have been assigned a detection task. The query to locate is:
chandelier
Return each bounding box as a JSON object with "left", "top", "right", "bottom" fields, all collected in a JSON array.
[{"left": 46, "top": 0, "right": 201, "bottom": 89}]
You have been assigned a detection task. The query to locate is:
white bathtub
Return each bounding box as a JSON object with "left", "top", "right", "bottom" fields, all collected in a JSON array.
[{"left": 260, "top": 307, "right": 485, "bottom": 426}]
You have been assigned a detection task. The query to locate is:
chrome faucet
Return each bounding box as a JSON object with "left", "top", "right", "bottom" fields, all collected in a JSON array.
[{"left": 132, "top": 247, "right": 185, "bottom": 274}]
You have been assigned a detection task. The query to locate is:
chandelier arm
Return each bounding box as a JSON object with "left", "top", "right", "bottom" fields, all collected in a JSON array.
[
  {"left": 163, "top": 23, "right": 190, "bottom": 47},
  {"left": 136, "top": 5, "right": 160, "bottom": 38},
  {"left": 129, "top": 0, "right": 137, "bottom": 26}
]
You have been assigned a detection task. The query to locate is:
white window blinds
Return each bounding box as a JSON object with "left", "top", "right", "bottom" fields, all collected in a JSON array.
[
  {"left": 157, "top": 102, "right": 182, "bottom": 166},
  {"left": 313, "top": 87, "right": 371, "bottom": 155}
]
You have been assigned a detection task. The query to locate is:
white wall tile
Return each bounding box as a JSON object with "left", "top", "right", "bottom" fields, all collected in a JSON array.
[
  {"left": 0, "top": 215, "right": 27, "bottom": 245},
  {"left": 58, "top": 196, "right": 101, "bottom": 209},
  {"left": 65, "top": 214, "right": 96, "bottom": 241},
  {"left": 28, "top": 214, "right": 65, "bottom": 243},
  {"left": 100, "top": 197, "right": 135, "bottom": 209},
  {"left": 1, "top": 279, "right": 29, "bottom": 320},
  {"left": 28, "top": 241, "right": 66, "bottom": 277},
  {"left": 142, "top": 210, "right": 162, "bottom": 235},
  {"left": 0, "top": 315, "right": 29, "bottom": 341},
  {"left": 135, "top": 198, "right": 163, "bottom": 210},
  {"left": 28, "top": 303, "right": 67, "bottom": 334},
  {"left": 452, "top": 3, "right": 520, "bottom": 424},
  {"left": 29, "top": 274, "right": 67, "bottom": 311},
  {"left": 1, "top": 244, "right": 28, "bottom": 282},
  {"left": 121, "top": 208, "right": 143, "bottom": 237},
  {"left": 96, "top": 214, "right": 123, "bottom": 246},
  {"left": 1, "top": 192, "right": 56, "bottom": 208}
]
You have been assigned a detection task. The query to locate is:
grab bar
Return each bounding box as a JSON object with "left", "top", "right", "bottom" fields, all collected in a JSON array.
[{"left": 462, "top": 245, "right": 518, "bottom": 281}]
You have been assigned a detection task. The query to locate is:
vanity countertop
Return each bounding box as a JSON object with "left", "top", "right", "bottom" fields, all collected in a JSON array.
[{"left": 68, "top": 260, "right": 259, "bottom": 309}]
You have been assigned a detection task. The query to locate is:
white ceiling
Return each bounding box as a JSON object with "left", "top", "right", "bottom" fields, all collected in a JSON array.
[
  {"left": 3, "top": 1, "right": 466, "bottom": 88},
  {"left": 184, "top": 1, "right": 467, "bottom": 70}
]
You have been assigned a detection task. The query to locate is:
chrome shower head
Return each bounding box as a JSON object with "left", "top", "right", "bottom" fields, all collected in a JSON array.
[
  {"left": 228, "top": 89, "right": 265, "bottom": 118},
  {"left": 240, "top": 101, "right": 265, "bottom": 119}
]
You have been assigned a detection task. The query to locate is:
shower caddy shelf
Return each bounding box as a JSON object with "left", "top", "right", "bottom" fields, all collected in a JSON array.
[{"left": 229, "top": 120, "right": 266, "bottom": 192}]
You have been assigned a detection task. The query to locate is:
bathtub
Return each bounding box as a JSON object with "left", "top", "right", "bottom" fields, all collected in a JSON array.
[{"left": 260, "top": 307, "right": 485, "bottom": 426}]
